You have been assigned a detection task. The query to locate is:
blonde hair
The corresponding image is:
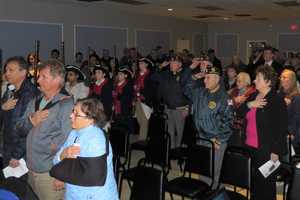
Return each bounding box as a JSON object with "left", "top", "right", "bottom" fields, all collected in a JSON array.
[{"left": 237, "top": 72, "right": 251, "bottom": 86}]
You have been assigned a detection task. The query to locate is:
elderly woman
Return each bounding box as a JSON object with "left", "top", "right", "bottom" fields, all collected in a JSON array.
[
  {"left": 237, "top": 65, "right": 287, "bottom": 200},
  {"left": 228, "top": 72, "right": 256, "bottom": 146},
  {"left": 280, "top": 69, "right": 300, "bottom": 154},
  {"left": 51, "top": 98, "right": 118, "bottom": 200},
  {"left": 229, "top": 72, "right": 256, "bottom": 108}
]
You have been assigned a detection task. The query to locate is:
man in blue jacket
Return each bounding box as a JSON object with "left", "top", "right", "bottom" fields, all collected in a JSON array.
[
  {"left": 184, "top": 64, "right": 233, "bottom": 189},
  {"left": 0, "top": 56, "right": 39, "bottom": 168}
]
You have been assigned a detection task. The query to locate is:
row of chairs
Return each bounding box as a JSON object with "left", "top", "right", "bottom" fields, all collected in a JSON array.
[{"left": 108, "top": 112, "right": 253, "bottom": 200}]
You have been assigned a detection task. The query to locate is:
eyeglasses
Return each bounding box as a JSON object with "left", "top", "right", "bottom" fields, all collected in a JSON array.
[
  {"left": 73, "top": 114, "right": 88, "bottom": 118},
  {"left": 71, "top": 109, "right": 88, "bottom": 118}
]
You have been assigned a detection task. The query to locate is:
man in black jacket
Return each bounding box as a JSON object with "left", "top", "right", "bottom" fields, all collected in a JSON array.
[
  {"left": 263, "top": 46, "right": 283, "bottom": 75},
  {"left": 208, "top": 49, "right": 222, "bottom": 76},
  {"left": 155, "top": 55, "right": 189, "bottom": 149},
  {"left": 0, "top": 56, "right": 39, "bottom": 167}
]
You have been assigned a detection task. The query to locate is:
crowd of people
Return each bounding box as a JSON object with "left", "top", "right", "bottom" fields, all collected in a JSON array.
[{"left": 0, "top": 44, "right": 300, "bottom": 200}]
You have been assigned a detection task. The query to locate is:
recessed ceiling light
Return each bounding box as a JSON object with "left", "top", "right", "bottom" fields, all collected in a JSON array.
[{"left": 168, "top": 8, "right": 173, "bottom": 11}]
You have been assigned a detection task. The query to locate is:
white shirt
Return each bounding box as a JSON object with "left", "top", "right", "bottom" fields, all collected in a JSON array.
[
  {"left": 265, "top": 60, "right": 273, "bottom": 66},
  {"left": 65, "top": 82, "right": 89, "bottom": 102}
]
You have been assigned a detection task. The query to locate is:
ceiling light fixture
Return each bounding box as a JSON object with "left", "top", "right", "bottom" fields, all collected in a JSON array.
[
  {"left": 168, "top": 8, "right": 173, "bottom": 11},
  {"left": 223, "top": 17, "right": 230, "bottom": 20}
]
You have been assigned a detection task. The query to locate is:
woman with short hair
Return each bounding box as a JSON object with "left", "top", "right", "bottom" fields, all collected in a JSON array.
[
  {"left": 237, "top": 65, "right": 288, "bottom": 200},
  {"left": 228, "top": 72, "right": 256, "bottom": 146},
  {"left": 52, "top": 98, "right": 118, "bottom": 200}
]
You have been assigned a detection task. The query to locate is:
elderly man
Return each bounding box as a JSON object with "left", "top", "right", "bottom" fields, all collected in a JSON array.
[
  {"left": 1, "top": 56, "right": 39, "bottom": 168},
  {"left": 184, "top": 64, "right": 233, "bottom": 189},
  {"left": 17, "top": 59, "right": 73, "bottom": 200}
]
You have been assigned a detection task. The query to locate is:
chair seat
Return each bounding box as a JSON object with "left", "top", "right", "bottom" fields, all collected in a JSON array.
[
  {"left": 166, "top": 177, "right": 210, "bottom": 198},
  {"left": 131, "top": 140, "right": 148, "bottom": 151},
  {"left": 226, "top": 191, "right": 248, "bottom": 200}
]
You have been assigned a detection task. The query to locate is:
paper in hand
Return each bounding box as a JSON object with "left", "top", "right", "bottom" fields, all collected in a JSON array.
[
  {"left": 2, "top": 158, "right": 29, "bottom": 178},
  {"left": 258, "top": 160, "right": 281, "bottom": 178}
]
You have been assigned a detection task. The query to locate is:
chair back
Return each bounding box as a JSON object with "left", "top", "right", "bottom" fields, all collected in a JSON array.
[
  {"left": 220, "top": 147, "right": 251, "bottom": 190},
  {"left": 109, "top": 124, "right": 130, "bottom": 160},
  {"left": 287, "top": 163, "right": 300, "bottom": 200},
  {"left": 184, "top": 138, "right": 214, "bottom": 180},
  {"left": 181, "top": 114, "right": 197, "bottom": 147},
  {"left": 146, "top": 131, "right": 171, "bottom": 174},
  {"left": 130, "top": 166, "right": 164, "bottom": 200},
  {"left": 147, "top": 111, "right": 168, "bottom": 139}
]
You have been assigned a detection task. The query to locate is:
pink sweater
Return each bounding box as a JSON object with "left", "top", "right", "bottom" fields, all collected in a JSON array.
[{"left": 246, "top": 108, "right": 258, "bottom": 148}]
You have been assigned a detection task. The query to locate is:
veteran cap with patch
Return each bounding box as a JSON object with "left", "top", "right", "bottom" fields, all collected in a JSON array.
[{"left": 205, "top": 66, "right": 221, "bottom": 76}]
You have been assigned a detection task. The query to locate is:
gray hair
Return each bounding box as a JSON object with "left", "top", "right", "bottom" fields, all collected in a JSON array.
[
  {"left": 237, "top": 72, "right": 251, "bottom": 86},
  {"left": 39, "top": 59, "right": 65, "bottom": 88}
]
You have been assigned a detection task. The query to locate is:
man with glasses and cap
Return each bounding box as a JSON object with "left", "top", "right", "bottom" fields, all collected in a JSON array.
[{"left": 184, "top": 63, "right": 233, "bottom": 189}]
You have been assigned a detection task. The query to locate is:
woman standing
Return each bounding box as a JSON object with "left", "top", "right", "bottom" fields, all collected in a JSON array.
[
  {"left": 237, "top": 65, "right": 288, "bottom": 200},
  {"left": 112, "top": 67, "right": 134, "bottom": 133},
  {"left": 229, "top": 72, "right": 256, "bottom": 108},
  {"left": 134, "top": 58, "right": 154, "bottom": 140},
  {"left": 228, "top": 72, "right": 256, "bottom": 146},
  {"left": 89, "top": 66, "right": 113, "bottom": 120},
  {"left": 65, "top": 65, "right": 89, "bottom": 102},
  {"left": 52, "top": 98, "right": 118, "bottom": 200}
]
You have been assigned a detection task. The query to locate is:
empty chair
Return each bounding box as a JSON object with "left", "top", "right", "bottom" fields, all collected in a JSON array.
[
  {"left": 220, "top": 147, "right": 251, "bottom": 200},
  {"left": 119, "top": 131, "right": 171, "bottom": 197},
  {"left": 165, "top": 138, "right": 215, "bottom": 200},
  {"left": 128, "top": 111, "right": 168, "bottom": 168},
  {"left": 109, "top": 123, "right": 130, "bottom": 187},
  {"left": 130, "top": 166, "right": 164, "bottom": 200}
]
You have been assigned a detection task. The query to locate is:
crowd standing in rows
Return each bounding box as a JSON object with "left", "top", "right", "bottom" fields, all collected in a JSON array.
[{"left": 1, "top": 45, "right": 300, "bottom": 200}]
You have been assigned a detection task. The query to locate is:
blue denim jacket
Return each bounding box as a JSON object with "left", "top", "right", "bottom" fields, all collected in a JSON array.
[{"left": 184, "top": 70, "right": 233, "bottom": 143}]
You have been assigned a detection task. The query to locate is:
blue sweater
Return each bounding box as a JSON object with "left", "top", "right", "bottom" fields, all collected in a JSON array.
[{"left": 53, "top": 125, "right": 119, "bottom": 200}]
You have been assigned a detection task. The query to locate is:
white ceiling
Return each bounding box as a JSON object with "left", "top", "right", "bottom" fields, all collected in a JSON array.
[{"left": 52, "top": 0, "right": 300, "bottom": 22}]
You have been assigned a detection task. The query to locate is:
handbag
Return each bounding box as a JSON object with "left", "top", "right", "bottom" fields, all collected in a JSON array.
[{"left": 49, "top": 134, "right": 109, "bottom": 186}]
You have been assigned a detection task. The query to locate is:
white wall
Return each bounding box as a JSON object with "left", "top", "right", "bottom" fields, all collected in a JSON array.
[
  {"left": 0, "top": 0, "right": 207, "bottom": 64},
  {"left": 207, "top": 19, "right": 300, "bottom": 66}
]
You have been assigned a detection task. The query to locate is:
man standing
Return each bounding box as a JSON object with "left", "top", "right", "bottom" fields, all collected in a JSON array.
[
  {"left": 1, "top": 56, "right": 39, "bottom": 167},
  {"left": 155, "top": 55, "right": 189, "bottom": 149},
  {"left": 208, "top": 49, "right": 222, "bottom": 75},
  {"left": 263, "top": 46, "right": 283, "bottom": 75},
  {"left": 184, "top": 65, "right": 233, "bottom": 189},
  {"left": 17, "top": 59, "right": 73, "bottom": 200}
]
